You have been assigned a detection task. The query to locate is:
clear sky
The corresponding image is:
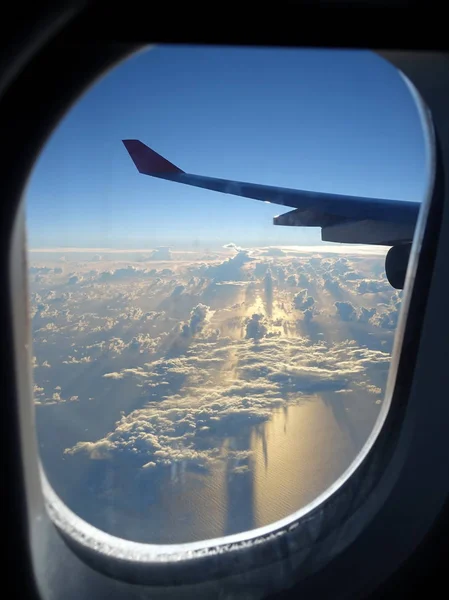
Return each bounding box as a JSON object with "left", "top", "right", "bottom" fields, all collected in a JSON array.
[{"left": 25, "top": 45, "right": 430, "bottom": 249}]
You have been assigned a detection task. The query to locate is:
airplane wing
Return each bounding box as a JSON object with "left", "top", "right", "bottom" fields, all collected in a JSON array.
[{"left": 122, "top": 139, "right": 420, "bottom": 247}]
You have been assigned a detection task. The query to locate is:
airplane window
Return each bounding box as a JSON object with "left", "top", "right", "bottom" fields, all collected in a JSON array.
[{"left": 25, "top": 46, "right": 431, "bottom": 546}]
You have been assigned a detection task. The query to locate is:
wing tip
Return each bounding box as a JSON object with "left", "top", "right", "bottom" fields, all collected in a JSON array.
[{"left": 122, "top": 139, "right": 184, "bottom": 175}]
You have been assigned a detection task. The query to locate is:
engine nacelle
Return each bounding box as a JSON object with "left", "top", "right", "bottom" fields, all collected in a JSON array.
[{"left": 385, "top": 243, "right": 412, "bottom": 290}]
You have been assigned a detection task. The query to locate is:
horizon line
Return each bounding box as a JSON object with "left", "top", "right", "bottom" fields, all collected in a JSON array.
[{"left": 28, "top": 244, "right": 388, "bottom": 256}]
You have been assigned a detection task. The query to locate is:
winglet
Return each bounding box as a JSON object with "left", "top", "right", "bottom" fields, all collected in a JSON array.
[{"left": 122, "top": 140, "right": 184, "bottom": 175}]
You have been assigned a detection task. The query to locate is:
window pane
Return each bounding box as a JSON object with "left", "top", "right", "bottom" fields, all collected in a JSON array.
[{"left": 26, "top": 46, "right": 430, "bottom": 543}]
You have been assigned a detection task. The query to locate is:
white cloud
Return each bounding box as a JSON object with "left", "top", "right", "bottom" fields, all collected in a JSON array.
[
  {"left": 103, "top": 372, "right": 124, "bottom": 379},
  {"left": 65, "top": 334, "right": 390, "bottom": 471},
  {"left": 150, "top": 247, "right": 172, "bottom": 260},
  {"left": 31, "top": 249, "right": 396, "bottom": 485},
  {"left": 335, "top": 301, "right": 357, "bottom": 321},
  {"left": 245, "top": 314, "right": 267, "bottom": 340}
]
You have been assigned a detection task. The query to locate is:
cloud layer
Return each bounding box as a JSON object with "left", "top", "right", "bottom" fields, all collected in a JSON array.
[{"left": 30, "top": 245, "right": 398, "bottom": 541}]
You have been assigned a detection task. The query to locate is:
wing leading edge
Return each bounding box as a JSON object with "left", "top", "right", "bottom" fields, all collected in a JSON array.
[{"left": 122, "top": 139, "right": 420, "bottom": 247}]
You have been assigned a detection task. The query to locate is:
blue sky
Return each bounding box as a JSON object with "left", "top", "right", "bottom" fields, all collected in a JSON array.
[{"left": 26, "top": 45, "right": 430, "bottom": 249}]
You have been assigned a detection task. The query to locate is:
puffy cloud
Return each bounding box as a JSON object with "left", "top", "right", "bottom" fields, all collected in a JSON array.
[
  {"left": 232, "top": 465, "right": 250, "bottom": 475},
  {"left": 62, "top": 355, "right": 92, "bottom": 364},
  {"left": 359, "top": 307, "right": 377, "bottom": 323},
  {"left": 294, "top": 289, "right": 315, "bottom": 311},
  {"left": 357, "top": 279, "right": 389, "bottom": 294},
  {"left": 65, "top": 335, "right": 390, "bottom": 472},
  {"left": 375, "top": 308, "right": 400, "bottom": 330},
  {"left": 163, "top": 304, "right": 214, "bottom": 356},
  {"left": 103, "top": 337, "right": 129, "bottom": 356},
  {"left": 371, "top": 292, "right": 402, "bottom": 330},
  {"left": 324, "top": 277, "right": 341, "bottom": 294},
  {"left": 150, "top": 247, "right": 171, "bottom": 260},
  {"left": 245, "top": 314, "right": 267, "bottom": 340},
  {"left": 31, "top": 249, "right": 396, "bottom": 520},
  {"left": 30, "top": 266, "right": 63, "bottom": 275},
  {"left": 103, "top": 372, "right": 124, "bottom": 379},
  {"left": 182, "top": 303, "right": 211, "bottom": 338},
  {"left": 330, "top": 257, "right": 349, "bottom": 275},
  {"left": 335, "top": 301, "right": 357, "bottom": 322},
  {"left": 344, "top": 271, "right": 364, "bottom": 280},
  {"left": 223, "top": 242, "right": 243, "bottom": 252},
  {"left": 204, "top": 251, "right": 253, "bottom": 282},
  {"left": 366, "top": 385, "right": 382, "bottom": 395},
  {"left": 99, "top": 266, "right": 149, "bottom": 281},
  {"left": 392, "top": 290, "right": 403, "bottom": 307}
]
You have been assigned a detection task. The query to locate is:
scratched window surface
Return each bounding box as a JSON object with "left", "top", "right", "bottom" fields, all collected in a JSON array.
[{"left": 26, "top": 46, "right": 428, "bottom": 544}]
